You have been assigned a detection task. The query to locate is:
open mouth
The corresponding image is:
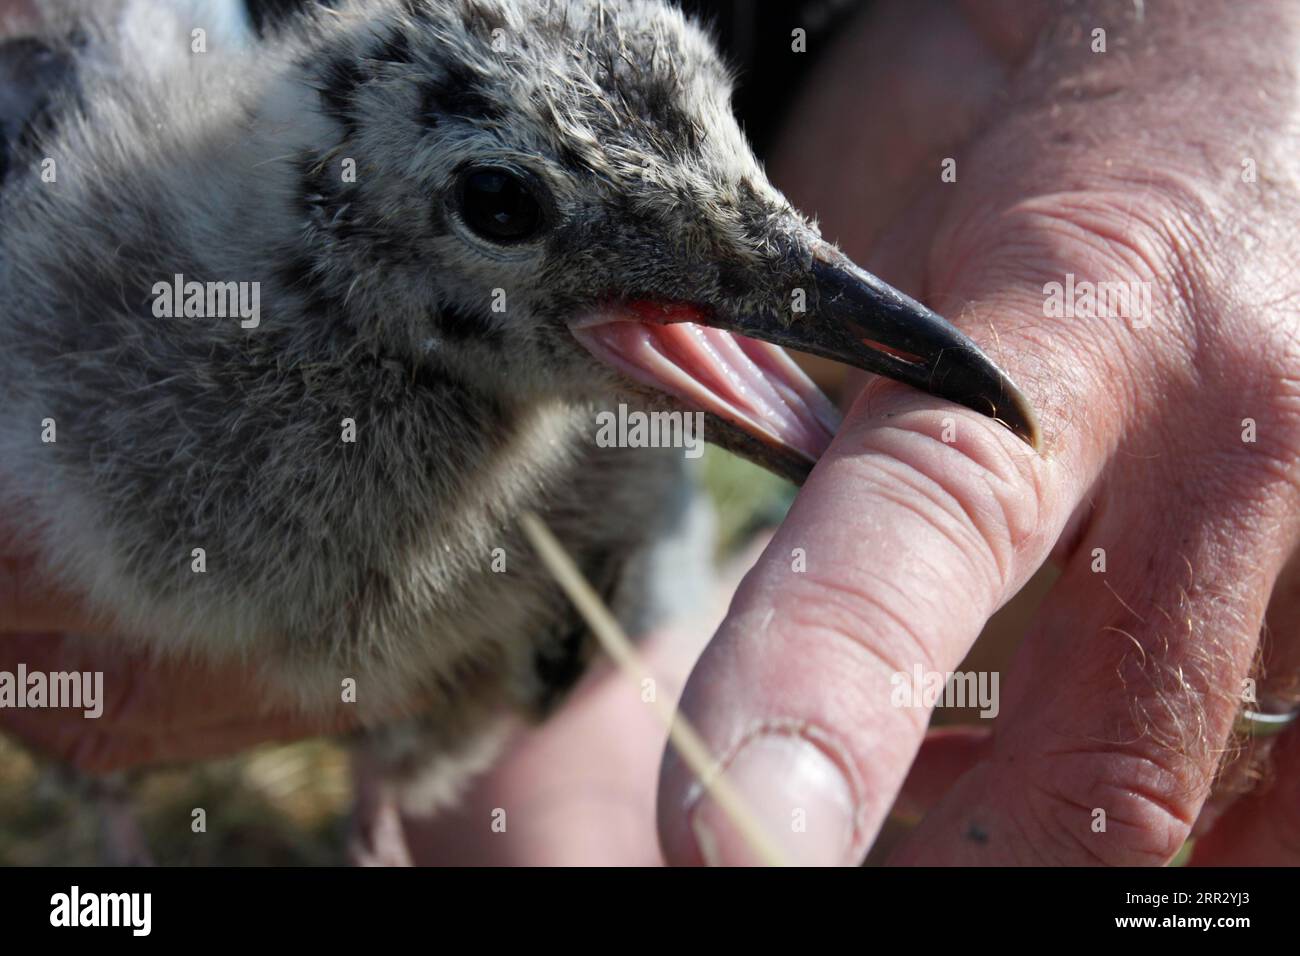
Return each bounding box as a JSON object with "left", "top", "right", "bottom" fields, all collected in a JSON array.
[
  {"left": 572, "top": 303, "right": 841, "bottom": 469},
  {"left": 570, "top": 248, "right": 1040, "bottom": 484}
]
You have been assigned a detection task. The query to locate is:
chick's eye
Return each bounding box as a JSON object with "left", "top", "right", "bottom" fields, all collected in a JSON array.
[{"left": 458, "top": 167, "right": 545, "bottom": 243}]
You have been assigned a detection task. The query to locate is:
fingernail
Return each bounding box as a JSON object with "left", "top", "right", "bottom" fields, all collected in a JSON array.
[{"left": 688, "top": 731, "right": 857, "bottom": 866}]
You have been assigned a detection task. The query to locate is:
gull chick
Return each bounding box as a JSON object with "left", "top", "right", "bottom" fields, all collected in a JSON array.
[{"left": 0, "top": 0, "right": 1035, "bottom": 823}]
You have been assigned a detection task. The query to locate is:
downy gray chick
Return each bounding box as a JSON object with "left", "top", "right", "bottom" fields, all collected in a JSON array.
[{"left": 0, "top": 0, "right": 1035, "bottom": 833}]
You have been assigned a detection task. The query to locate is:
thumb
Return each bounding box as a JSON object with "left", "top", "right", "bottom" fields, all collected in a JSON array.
[{"left": 656, "top": 342, "right": 1088, "bottom": 865}]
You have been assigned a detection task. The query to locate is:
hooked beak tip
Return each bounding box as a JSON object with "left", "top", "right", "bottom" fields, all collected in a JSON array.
[
  {"left": 712, "top": 245, "right": 1043, "bottom": 452},
  {"left": 986, "top": 382, "right": 1042, "bottom": 451}
]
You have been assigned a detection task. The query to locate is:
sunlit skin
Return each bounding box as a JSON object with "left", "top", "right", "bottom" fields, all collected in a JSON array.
[{"left": 5, "top": 0, "right": 1300, "bottom": 866}]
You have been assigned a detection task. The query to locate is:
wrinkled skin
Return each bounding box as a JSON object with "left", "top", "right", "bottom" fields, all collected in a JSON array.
[{"left": 6, "top": 0, "right": 1300, "bottom": 865}]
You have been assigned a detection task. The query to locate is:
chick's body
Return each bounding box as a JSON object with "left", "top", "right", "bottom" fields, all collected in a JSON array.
[{"left": 0, "top": 0, "right": 715, "bottom": 750}]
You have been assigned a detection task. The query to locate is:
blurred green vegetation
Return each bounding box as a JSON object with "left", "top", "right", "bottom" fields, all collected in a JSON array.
[{"left": 701, "top": 445, "right": 796, "bottom": 557}]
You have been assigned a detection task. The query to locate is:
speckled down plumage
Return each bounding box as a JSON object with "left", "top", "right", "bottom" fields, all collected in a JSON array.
[{"left": 0, "top": 0, "right": 821, "bottom": 807}]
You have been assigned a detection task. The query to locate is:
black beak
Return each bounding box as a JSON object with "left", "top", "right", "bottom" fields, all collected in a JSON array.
[{"left": 708, "top": 246, "right": 1041, "bottom": 449}]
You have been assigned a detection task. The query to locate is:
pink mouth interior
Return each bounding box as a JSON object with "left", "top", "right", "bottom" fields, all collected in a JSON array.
[{"left": 570, "top": 303, "right": 841, "bottom": 463}]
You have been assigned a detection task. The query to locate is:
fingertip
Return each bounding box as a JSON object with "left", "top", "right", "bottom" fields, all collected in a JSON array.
[
  {"left": 657, "top": 742, "right": 706, "bottom": 866},
  {"left": 698, "top": 729, "right": 860, "bottom": 866}
]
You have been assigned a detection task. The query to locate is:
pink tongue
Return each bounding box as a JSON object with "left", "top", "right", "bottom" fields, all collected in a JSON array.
[{"left": 571, "top": 313, "right": 841, "bottom": 463}]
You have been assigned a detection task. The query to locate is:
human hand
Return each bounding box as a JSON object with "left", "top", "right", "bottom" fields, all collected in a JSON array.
[
  {"left": 657, "top": 0, "right": 1300, "bottom": 865},
  {"left": 0, "top": 0, "right": 34, "bottom": 32},
  {"left": 0, "top": 528, "right": 361, "bottom": 772}
]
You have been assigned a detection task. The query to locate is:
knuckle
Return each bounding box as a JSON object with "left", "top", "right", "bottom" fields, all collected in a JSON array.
[
  {"left": 782, "top": 566, "right": 944, "bottom": 680},
  {"left": 934, "top": 178, "right": 1300, "bottom": 517},
  {"left": 941, "top": 180, "right": 1209, "bottom": 326},
  {"left": 844, "top": 396, "right": 1050, "bottom": 596},
  {"left": 934, "top": 180, "right": 1219, "bottom": 412},
  {"left": 1020, "top": 746, "right": 1198, "bottom": 866}
]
